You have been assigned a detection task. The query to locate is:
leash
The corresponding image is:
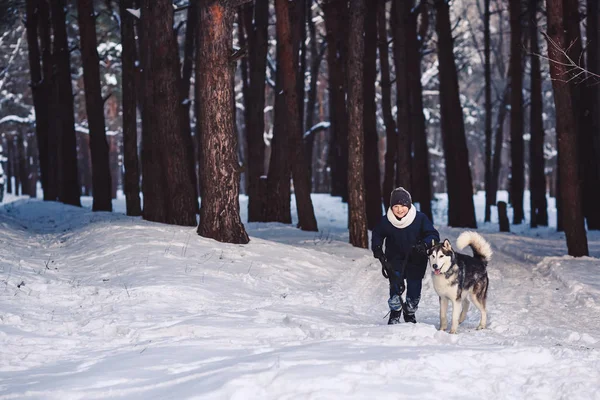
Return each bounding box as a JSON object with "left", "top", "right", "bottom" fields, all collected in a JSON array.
[{"left": 378, "top": 247, "right": 414, "bottom": 316}]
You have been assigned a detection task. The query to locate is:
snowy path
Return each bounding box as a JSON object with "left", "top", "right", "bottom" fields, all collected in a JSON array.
[{"left": 1, "top": 196, "right": 600, "bottom": 399}]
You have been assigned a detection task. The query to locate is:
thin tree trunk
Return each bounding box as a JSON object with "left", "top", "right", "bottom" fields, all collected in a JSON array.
[
  {"left": 196, "top": 0, "right": 249, "bottom": 244},
  {"left": 275, "top": 0, "right": 318, "bottom": 231},
  {"left": 6, "top": 136, "right": 13, "bottom": 194},
  {"left": 484, "top": 0, "right": 493, "bottom": 222},
  {"left": 119, "top": 0, "right": 142, "bottom": 216},
  {"left": 545, "top": 0, "right": 588, "bottom": 256},
  {"left": 377, "top": 0, "right": 396, "bottom": 210},
  {"left": 434, "top": 0, "right": 477, "bottom": 228},
  {"left": 588, "top": 0, "right": 600, "bottom": 186},
  {"left": 347, "top": 0, "right": 368, "bottom": 248},
  {"left": 491, "top": 78, "right": 510, "bottom": 207},
  {"left": 17, "top": 133, "right": 28, "bottom": 196},
  {"left": 27, "top": 134, "right": 39, "bottom": 197},
  {"left": 51, "top": 0, "right": 81, "bottom": 207},
  {"left": 363, "top": 1, "right": 382, "bottom": 229},
  {"left": 509, "top": 0, "right": 524, "bottom": 224},
  {"left": 392, "top": 0, "right": 412, "bottom": 190},
  {"left": 407, "top": 1, "right": 432, "bottom": 221},
  {"left": 77, "top": 0, "right": 113, "bottom": 211},
  {"left": 528, "top": 0, "right": 548, "bottom": 227}
]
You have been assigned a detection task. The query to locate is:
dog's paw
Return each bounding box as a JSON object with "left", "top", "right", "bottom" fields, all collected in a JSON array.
[
  {"left": 476, "top": 325, "right": 485, "bottom": 330},
  {"left": 449, "top": 328, "right": 458, "bottom": 334}
]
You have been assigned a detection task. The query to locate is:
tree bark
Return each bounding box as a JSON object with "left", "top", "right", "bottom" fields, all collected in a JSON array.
[
  {"left": 434, "top": 0, "right": 477, "bottom": 228},
  {"left": 119, "top": 0, "right": 142, "bottom": 216},
  {"left": 141, "top": 0, "right": 197, "bottom": 226},
  {"left": 508, "top": 0, "right": 524, "bottom": 224},
  {"left": 347, "top": 0, "right": 368, "bottom": 248},
  {"left": 363, "top": 1, "right": 382, "bottom": 229},
  {"left": 196, "top": 0, "right": 249, "bottom": 244},
  {"left": 50, "top": 0, "right": 81, "bottom": 207},
  {"left": 545, "top": 0, "right": 588, "bottom": 256},
  {"left": 528, "top": 0, "right": 548, "bottom": 227},
  {"left": 377, "top": 0, "right": 397, "bottom": 210},
  {"left": 588, "top": 0, "right": 600, "bottom": 186},
  {"left": 77, "top": 0, "right": 113, "bottom": 212},
  {"left": 491, "top": 78, "right": 510, "bottom": 207},
  {"left": 275, "top": 0, "right": 318, "bottom": 231},
  {"left": 484, "top": 0, "right": 493, "bottom": 223}
]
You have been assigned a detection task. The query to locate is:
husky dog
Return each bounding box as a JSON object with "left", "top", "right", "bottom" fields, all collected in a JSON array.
[{"left": 428, "top": 231, "right": 492, "bottom": 334}]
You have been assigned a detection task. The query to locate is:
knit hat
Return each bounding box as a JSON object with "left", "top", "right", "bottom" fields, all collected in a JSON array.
[{"left": 390, "top": 187, "right": 412, "bottom": 208}]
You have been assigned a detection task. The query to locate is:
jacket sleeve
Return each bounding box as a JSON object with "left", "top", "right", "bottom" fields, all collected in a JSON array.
[
  {"left": 371, "top": 217, "right": 387, "bottom": 251},
  {"left": 420, "top": 214, "right": 440, "bottom": 246}
]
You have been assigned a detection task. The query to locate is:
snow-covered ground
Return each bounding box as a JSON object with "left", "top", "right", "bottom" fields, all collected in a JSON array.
[{"left": 1, "top": 192, "right": 599, "bottom": 399}]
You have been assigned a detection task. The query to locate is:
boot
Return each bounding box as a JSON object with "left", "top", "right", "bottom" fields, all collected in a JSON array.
[
  {"left": 403, "top": 312, "right": 416, "bottom": 324},
  {"left": 388, "top": 309, "right": 402, "bottom": 325}
]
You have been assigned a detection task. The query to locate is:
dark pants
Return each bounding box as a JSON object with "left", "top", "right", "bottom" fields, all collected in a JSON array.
[{"left": 388, "top": 271, "right": 422, "bottom": 314}]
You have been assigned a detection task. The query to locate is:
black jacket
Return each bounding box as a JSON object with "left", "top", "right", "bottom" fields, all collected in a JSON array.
[{"left": 372, "top": 209, "right": 440, "bottom": 280}]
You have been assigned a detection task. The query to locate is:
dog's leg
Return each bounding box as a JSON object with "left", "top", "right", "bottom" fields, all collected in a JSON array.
[
  {"left": 449, "top": 299, "right": 462, "bottom": 334},
  {"left": 470, "top": 294, "right": 487, "bottom": 330},
  {"left": 459, "top": 297, "right": 470, "bottom": 324},
  {"left": 439, "top": 296, "right": 448, "bottom": 331},
  {"left": 471, "top": 279, "right": 488, "bottom": 330}
]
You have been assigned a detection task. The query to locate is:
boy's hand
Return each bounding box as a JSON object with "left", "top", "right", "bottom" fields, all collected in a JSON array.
[
  {"left": 414, "top": 241, "right": 428, "bottom": 254},
  {"left": 373, "top": 245, "right": 384, "bottom": 260}
]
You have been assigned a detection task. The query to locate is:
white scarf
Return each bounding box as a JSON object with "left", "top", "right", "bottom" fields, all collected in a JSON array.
[{"left": 386, "top": 205, "right": 417, "bottom": 229}]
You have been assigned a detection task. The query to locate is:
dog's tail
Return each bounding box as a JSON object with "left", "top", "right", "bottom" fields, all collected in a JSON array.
[{"left": 456, "top": 231, "right": 492, "bottom": 263}]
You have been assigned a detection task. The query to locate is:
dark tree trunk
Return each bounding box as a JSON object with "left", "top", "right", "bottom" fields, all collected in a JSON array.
[
  {"left": 588, "top": 0, "right": 600, "bottom": 186},
  {"left": 39, "top": 0, "right": 58, "bottom": 201},
  {"left": 528, "top": 0, "right": 548, "bottom": 227},
  {"left": 434, "top": 0, "right": 477, "bottom": 228},
  {"left": 51, "top": 0, "right": 81, "bottom": 207},
  {"left": 141, "top": 0, "right": 197, "bottom": 226},
  {"left": 363, "top": 2, "right": 382, "bottom": 229},
  {"left": 545, "top": 0, "right": 588, "bottom": 256},
  {"left": 27, "top": 134, "right": 39, "bottom": 197},
  {"left": 406, "top": 1, "right": 432, "bottom": 221},
  {"left": 77, "top": 0, "right": 113, "bottom": 212},
  {"left": 484, "top": 0, "right": 493, "bottom": 223},
  {"left": 196, "top": 0, "right": 249, "bottom": 244},
  {"left": 347, "top": 0, "right": 368, "bottom": 248},
  {"left": 491, "top": 79, "right": 510, "bottom": 207},
  {"left": 323, "top": 0, "right": 349, "bottom": 201},
  {"left": 6, "top": 136, "right": 13, "bottom": 194},
  {"left": 243, "top": 0, "right": 268, "bottom": 222},
  {"left": 24, "top": 0, "right": 50, "bottom": 201},
  {"left": 275, "top": 0, "right": 318, "bottom": 231},
  {"left": 564, "top": 0, "right": 600, "bottom": 229},
  {"left": 509, "top": 0, "right": 524, "bottom": 224},
  {"left": 17, "top": 134, "right": 28, "bottom": 196},
  {"left": 119, "top": 0, "right": 142, "bottom": 216},
  {"left": 377, "top": 0, "right": 397, "bottom": 210},
  {"left": 392, "top": 0, "right": 412, "bottom": 190}
]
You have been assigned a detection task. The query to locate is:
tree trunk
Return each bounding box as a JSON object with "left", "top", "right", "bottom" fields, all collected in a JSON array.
[
  {"left": 347, "top": 0, "right": 368, "bottom": 248},
  {"left": 323, "top": 0, "right": 349, "bottom": 201},
  {"left": 564, "top": 0, "right": 600, "bottom": 229},
  {"left": 17, "top": 133, "right": 28, "bottom": 196},
  {"left": 275, "top": 0, "right": 318, "bottom": 231},
  {"left": 119, "top": 0, "right": 142, "bottom": 216},
  {"left": 588, "top": 0, "right": 600, "bottom": 187},
  {"left": 243, "top": 0, "right": 268, "bottom": 222},
  {"left": 77, "top": 0, "right": 113, "bottom": 212},
  {"left": 434, "top": 0, "right": 477, "bottom": 228},
  {"left": 406, "top": 1, "right": 432, "bottom": 221},
  {"left": 528, "top": 0, "right": 548, "bottom": 227},
  {"left": 392, "top": 0, "right": 412, "bottom": 190},
  {"left": 377, "top": 0, "right": 397, "bottom": 210},
  {"left": 545, "top": 0, "right": 588, "bottom": 256},
  {"left": 196, "top": 0, "right": 249, "bottom": 244},
  {"left": 508, "top": 0, "right": 524, "bottom": 224},
  {"left": 141, "top": 0, "right": 197, "bottom": 226},
  {"left": 491, "top": 79, "right": 510, "bottom": 207},
  {"left": 50, "top": 0, "right": 81, "bottom": 207},
  {"left": 6, "top": 136, "right": 13, "bottom": 194},
  {"left": 363, "top": 2, "right": 382, "bottom": 229},
  {"left": 24, "top": 0, "right": 50, "bottom": 201},
  {"left": 484, "top": 0, "right": 493, "bottom": 223}
]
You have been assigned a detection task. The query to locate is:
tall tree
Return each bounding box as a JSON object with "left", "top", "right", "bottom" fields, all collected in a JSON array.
[
  {"left": 77, "top": 0, "right": 113, "bottom": 212},
  {"left": 588, "top": 0, "right": 600, "bottom": 182},
  {"left": 363, "top": 1, "right": 382, "bottom": 229},
  {"left": 119, "top": 0, "right": 142, "bottom": 216},
  {"left": 434, "top": 0, "right": 477, "bottom": 228},
  {"left": 196, "top": 0, "right": 249, "bottom": 244},
  {"left": 509, "top": 0, "right": 524, "bottom": 224},
  {"left": 141, "top": 0, "right": 197, "bottom": 226},
  {"left": 50, "top": 0, "right": 81, "bottom": 207},
  {"left": 347, "top": 0, "right": 368, "bottom": 248},
  {"left": 528, "top": 0, "right": 548, "bottom": 227},
  {"left": 275, "top": 0, "right": 318, "bottom": 231},
  {"left": 483, "top": 0, "right": 493, "bottom": 222},
  {"left": 545, "top": 0, "right": 588, "bottom": 256},
  {"left": 377, "top": 0, "right": 397, "bottom": 210}
]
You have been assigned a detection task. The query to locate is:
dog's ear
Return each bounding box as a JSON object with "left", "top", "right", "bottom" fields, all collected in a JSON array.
[{"left": 443, "top": 239, "right": 452, "bottom": 251}]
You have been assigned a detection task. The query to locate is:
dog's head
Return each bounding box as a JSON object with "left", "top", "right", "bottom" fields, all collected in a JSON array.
[{"left": 427, "top": 239, "right": 454, "bottom": 275}]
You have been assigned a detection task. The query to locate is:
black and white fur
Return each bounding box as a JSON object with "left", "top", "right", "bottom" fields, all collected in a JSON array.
[{"left": 428, "top": 231, "right": 492, "bottom": 334}]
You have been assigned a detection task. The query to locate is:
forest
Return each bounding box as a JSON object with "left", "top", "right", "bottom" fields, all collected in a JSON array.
[{"left": 0, "top": 0, "right": 597, "bottom": 256}]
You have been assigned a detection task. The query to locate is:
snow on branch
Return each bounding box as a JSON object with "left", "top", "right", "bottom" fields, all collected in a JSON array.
[
  {"left": 304, "top": 121, "right": 330, "bottom": 139},
  {"left": 0, "top": 114, "right": 35, "bottom": 126}
]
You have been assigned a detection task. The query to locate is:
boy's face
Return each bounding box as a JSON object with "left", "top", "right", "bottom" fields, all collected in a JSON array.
[{"left": 391, "top": 204, "right": 409, "bottom": 218}]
